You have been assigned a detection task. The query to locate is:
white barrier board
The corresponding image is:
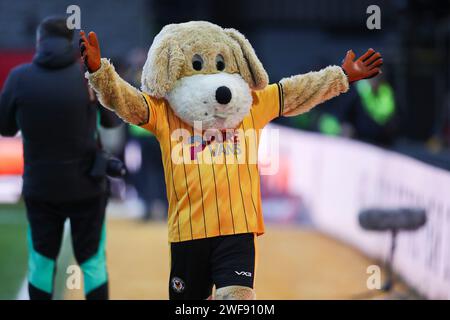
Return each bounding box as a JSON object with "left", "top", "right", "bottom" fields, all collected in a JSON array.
[{"left": 260, "top": 124, "right": 450, "bottom": 299}]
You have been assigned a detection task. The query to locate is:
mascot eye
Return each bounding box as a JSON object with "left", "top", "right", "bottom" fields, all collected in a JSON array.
[
  {"left": 216, "top": 54, "right": 225, "bottom": 71},
  {"left": 192, "top": 54, "right": 204, "bottom": 71}
]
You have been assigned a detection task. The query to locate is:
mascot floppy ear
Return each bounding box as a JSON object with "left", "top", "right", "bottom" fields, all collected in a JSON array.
[
  {"left": 225, "top": 28, "right": 269, "bottom": 90},
  {"left": 141, "top": 38, "right": 184, "bottom": 98}
]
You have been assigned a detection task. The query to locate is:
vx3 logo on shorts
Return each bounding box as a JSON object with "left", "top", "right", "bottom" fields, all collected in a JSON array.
[{"left": 235, "top": 271, "right": 252, "bottom": 277}]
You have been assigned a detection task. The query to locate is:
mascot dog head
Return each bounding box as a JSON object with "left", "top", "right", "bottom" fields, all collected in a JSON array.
[{"left": 141, "top": 21, "right": 268, "bottom": 130}]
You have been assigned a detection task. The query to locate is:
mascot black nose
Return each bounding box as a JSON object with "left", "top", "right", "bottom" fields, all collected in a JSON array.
[{"left": 215, "top": 86, "right": 232, "bottom": 105}]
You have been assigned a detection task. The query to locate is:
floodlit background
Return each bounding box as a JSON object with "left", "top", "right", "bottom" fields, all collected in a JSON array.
[{"left": 0, "top": 0, "right": 449, "bottom": 299}]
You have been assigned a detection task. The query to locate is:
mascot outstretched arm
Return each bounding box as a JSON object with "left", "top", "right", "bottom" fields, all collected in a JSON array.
[
  {"left": 280, "top": 49, "right": 382, "bottom": 116},
  {"left": 80, "top": 31, "right": 148, "bottom": 125}
]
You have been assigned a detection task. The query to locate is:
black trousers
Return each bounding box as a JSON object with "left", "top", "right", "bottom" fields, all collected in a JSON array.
[{"left": 25, "top": 194, "right": 109, "bottom": 300}]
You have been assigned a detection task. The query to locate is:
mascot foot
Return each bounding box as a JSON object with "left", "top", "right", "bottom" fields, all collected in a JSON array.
[{"left": 215, "top": 286, "right": 255, "bottom": 300}]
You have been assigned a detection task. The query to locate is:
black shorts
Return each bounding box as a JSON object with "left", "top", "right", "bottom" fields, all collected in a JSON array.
[{"left": 169, "top": 233, "right": 256, "bottom": 300}]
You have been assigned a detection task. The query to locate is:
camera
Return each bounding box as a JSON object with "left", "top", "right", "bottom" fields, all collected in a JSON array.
[{"left": 90, "top": 150, "right": 127, "bottom": 179}]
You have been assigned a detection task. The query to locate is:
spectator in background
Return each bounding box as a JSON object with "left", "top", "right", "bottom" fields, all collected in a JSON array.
[
  {"left": 350, "top": 72, "right": 397, "bottom": 145},
  {"left": 0, "top": 17, "right": 120, "bottom": 299},
  {"left": 428, "top": 92, "right": 450, "bottom": 151}
]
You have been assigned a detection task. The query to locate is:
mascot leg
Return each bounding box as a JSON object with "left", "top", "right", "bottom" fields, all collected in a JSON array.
[{"left": 215, "top": 286, "right": 255, "bottom": 300}]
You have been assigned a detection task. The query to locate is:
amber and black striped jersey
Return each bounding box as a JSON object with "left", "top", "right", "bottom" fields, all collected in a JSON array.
[{"left": 140, "top": 83, "right": 283, "bottom": 242}]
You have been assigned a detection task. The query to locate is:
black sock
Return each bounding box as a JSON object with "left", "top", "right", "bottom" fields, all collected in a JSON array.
[
  {"left": 86, "top": 282, "right": 109, "bottom": 300},
  {"left": 28, "top": 283, "right": 52, "bottom": 300}
]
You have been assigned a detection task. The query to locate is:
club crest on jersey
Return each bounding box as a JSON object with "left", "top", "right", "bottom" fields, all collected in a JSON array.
[{"left": 171, "top": 277, "right": 185, "bottom": 293}]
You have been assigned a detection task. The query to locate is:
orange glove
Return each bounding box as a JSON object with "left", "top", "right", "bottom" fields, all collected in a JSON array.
[
  {"left": 341, "top": 48, "right": 383, "bottom": 84},
  {"left": 79, "top": 31, "right": 101, "bottom": 73}
]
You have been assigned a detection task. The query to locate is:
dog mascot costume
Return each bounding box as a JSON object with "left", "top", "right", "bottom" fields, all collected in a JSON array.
[{"left": 80, "top": 21, "right": 382, "bottom": 300}]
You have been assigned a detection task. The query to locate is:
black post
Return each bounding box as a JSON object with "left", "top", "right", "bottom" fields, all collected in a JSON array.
[{"left": 382, "top": 229, "right": 397, "bottom": 292}]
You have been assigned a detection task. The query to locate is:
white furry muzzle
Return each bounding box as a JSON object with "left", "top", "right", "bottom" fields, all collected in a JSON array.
[{"left": 166, "top": 73, "right": 253, "bottom": 130}]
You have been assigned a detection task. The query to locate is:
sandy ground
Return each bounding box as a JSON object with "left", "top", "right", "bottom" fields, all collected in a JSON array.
[{"left": 65, "top": 219, "right": 412, "bottom": 300}]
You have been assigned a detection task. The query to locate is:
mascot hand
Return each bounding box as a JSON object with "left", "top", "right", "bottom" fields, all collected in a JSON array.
[
  {"left": 79, "top": 31, "right": 101, "bottom": 73},
  {"left": 341, "top": 48, "right": 382, "bottom": 84}
]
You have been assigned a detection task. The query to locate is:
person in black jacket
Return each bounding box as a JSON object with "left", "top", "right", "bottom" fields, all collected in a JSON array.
[{"left": 0, "top": 17, "right": 121, "bottom": 300}]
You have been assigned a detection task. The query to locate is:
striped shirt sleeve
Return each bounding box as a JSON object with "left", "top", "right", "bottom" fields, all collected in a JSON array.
[
  {"left": 139, "top": 93, "right": 164, "bottom": 137},
  {"left": 250, "top": 83, "right": 284, "bottom": 128}
]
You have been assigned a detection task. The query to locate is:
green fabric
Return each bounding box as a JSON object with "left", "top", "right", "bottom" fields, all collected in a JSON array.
[
  {"left": 318, "top": 113, "right": 342, "bottom": 136},
  {"left": 95, "top": 110, "right": 100, "bottom": 140},
  {"left": 80, "top": 223, "right": 107, "bottom": 294},
  {"left": 292, "top": 113, "right": 314, "bottom": 130},
  {"left": 27, "top": 228, "right": 55, "bottom": 294},
  {"left": 129, "top": 124, "right": 153, "bottom": 137},
  {"left": 356, "top": 80, "right": 395, "bottom": 125}
]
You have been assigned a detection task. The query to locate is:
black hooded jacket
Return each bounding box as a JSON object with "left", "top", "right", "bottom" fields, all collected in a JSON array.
[{"left": 0, "top": 36, "right": 120, "bottom": 202}]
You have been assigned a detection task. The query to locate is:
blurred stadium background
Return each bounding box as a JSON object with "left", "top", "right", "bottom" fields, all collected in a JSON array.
[{"left": 1, "top": 0, "right": 449, "bottom": 299}]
